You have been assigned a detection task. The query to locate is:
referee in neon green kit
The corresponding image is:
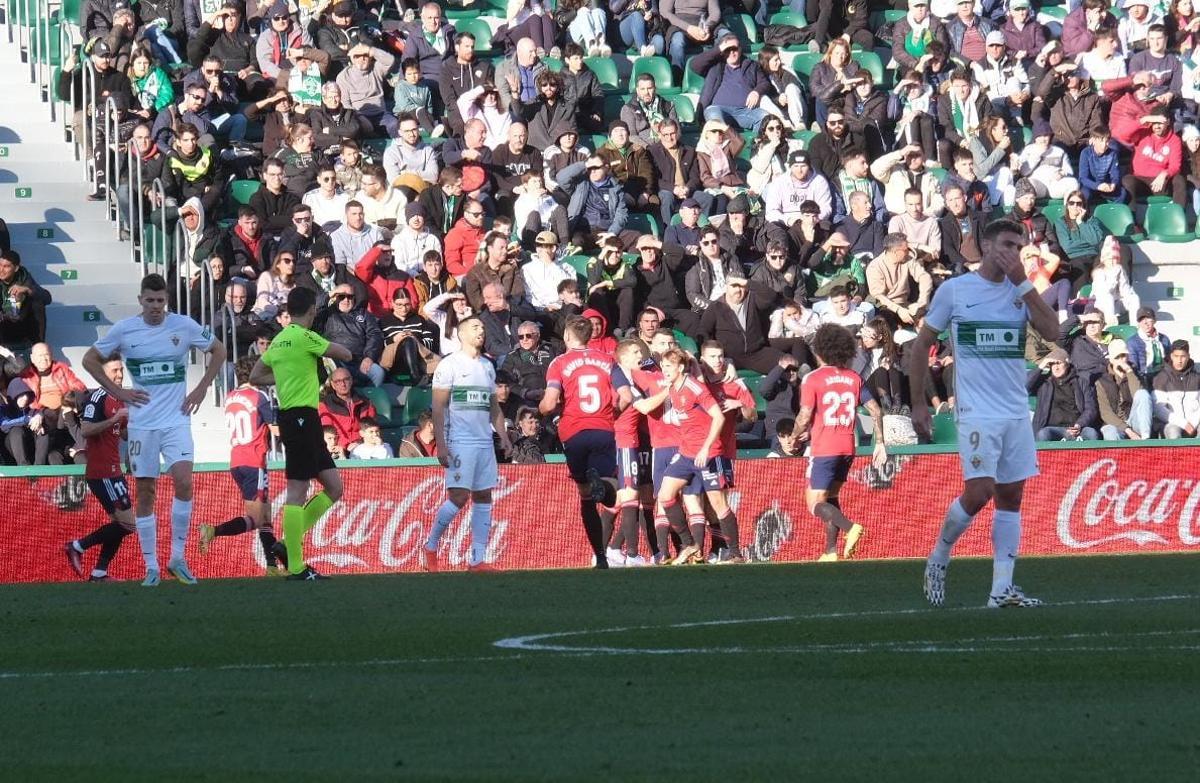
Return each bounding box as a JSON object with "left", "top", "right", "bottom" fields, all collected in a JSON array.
[{"left": 250, "top": 287, "right": 353, "bottom": 580}]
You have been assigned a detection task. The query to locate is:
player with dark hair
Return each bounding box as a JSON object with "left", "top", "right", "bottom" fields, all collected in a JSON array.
[
  {"left": 421, "top": 314, "right": 512, "bottom": 572},
  {"left": 697, "top": 340, "right": 758, "bottom": 563},
  {"left": 251, "top": 286, "right": 353, "bottom": 581},
  {"left": 63, "top": 353, "right": 134, "bottom": 581},
  {"left": 199, "top": 356, "right": 284, "bottom": 574},
  {"left": 606, "top": 338, "right": 654, "bottom": 566},
  {"left": 909, "top": 219, "right": 1061, "bottom": 607},
  {"left": 794, "top": 324, "right": 887, "bottom": 562},
  {"left": 540, "top": 316, "right": 620, "bottom": 568},
  {"left": 640, "top": 348, "right": 726, "bottom": 565},
  {"left": 82, "top": 273, "right": 227, "bottom": 587}
]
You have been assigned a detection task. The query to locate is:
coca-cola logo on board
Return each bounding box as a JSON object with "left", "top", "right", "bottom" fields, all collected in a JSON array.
[{"left": 1057, "top": 458, "right": 1200, "bottom": 549}]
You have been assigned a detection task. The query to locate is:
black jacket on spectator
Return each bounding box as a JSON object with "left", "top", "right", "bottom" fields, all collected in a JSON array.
[
  {"left": 188, "top": 22, "right": 258, "bottom": 72},
  {"left": 317, "top": 305, "right": 384, "bottom": 363},
  {"left": 276, "top": 226, "right": 331, "bottom": 276},
  {"left": 225, "top": 227, "right": 273, "bottom": 278},
  {"left": 646, "top": 142, "right": 702, "bottom": 194},
  {"left": 836, "top": 212, "right": 887, "bottom": 260},
  {"left": 1010, "top": 204, "right": 1061, "bottom": 256},
  {"left": 249, "top": 186, "right": 302, "bottom": 236},
  {"left": 439, "top": 58, "right": 496, "bottom": 133},
  {"left": 506, "top": 341, "right": 560, "bottom": 403},
  {"left": 162, "top": 146, "right": 223, "bottom": 212},
  {"left": 939, "top": 209, "right": 986, "bottom": 275},
  {"left": 1028, "top": 367, "right": 1099, "bottom": 431},
  {"left": 806, "top": 129, "right": 868, "bottom": 184},
  {"left": 295, "top": 265, "right": 368, "bottom": 310},
  {"left": 632, "top": 250, "right": 690, "bottom": 315},
  {"left": 307, "top": 105, "right": 375, "bottom": 150},
  {"left": 417, "top": 186, "right": 466, "bottom": 239},
  {"left": 758, "top": 361, "right": 802, "bottom": 438},
  {"left": 1070, "top": 335, "right": 1110, "bottom": 384},
  {"left": 479, "top": 307, "right": 522, "bottom": 360},
  {"left": 719, "top": 218, "right": 770, "bottom": 268},
  {"left": 55, "top": 65, "right": 132, "bottom": 112},
  {"left": 698, "top": 285, "right": 778, "bottom": 357}
]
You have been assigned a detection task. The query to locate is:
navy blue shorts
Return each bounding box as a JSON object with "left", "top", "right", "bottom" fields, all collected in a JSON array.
[
  {"left": 87, "top": 477, "right": 131, "bottom": 515},
  {"left": 651, "top": 446, "right": 679, "bottom": 494},
  {"left": 807, "top": 455, "right": 854, "bottom": 491},
  {"left": 563, "top": 429, "right": 617, "bottom": 483},
  {"left": 617, "top": 447, "right": 652, "bottom": 489},
  {"left": 230, "top": 465, "right": 269, "bottom": 503},
  {"left": 702, "top": 456, "right": 735, "bottom": 491},
  {"left": 662, "top": 451, "right": 721, "bottom": 496}
]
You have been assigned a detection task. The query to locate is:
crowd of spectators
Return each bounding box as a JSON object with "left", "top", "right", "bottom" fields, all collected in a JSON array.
[{"left": 6, "top": 0, "right": 1200, "bottom": 464}]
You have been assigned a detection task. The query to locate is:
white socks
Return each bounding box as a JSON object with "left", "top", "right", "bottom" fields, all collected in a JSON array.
[
  {"left": 468, "top": 503, "right": 492, "bottom": 567},
  {"left": 170, "top": 499, "right": 193, "bottom": 563},
  {"left": 426, "top": 500, "right": 461, "bottom": 552},
  {"left": 929, "top": 499, "right": 973, "bottom": 567},
  {"left": 991, "top": 509, "right": 1021, "bottom": 596},
  {"left": 136, "top": 515, "right": 159, "bottom": 572}
]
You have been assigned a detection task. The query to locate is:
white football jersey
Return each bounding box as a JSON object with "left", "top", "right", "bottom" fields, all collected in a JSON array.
[{"left": 431, "top": 350, "right": 496, "bottom": 447}]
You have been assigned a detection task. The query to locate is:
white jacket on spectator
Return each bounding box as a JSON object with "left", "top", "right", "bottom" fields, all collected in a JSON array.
[
  {"left": 1090, "top": 264, "right": 1140, "bottom": 325},
  {"left": 763, "top": 170, "right": 833, "bottom": 225},
  {"left": 1018, "top": 142, "right": 1080, "bottom": 199},
  {"left": 748, "top": 139, "right": 804, "bottom": 195},
  {"left": 870, "top": 150, "right": 946, "bottom": 217},
  {"left": 971, "top": 55, "right": 1029, "bottom": 102},
  {"left": 303, "top": 189, "right": 350, "bottom": 227},
  {"left": 354, "top": 186, "right": 408, "bottom": 227},
  {"left": 391, "top": 226, "right": 442, "bottom": 275},
  {"left": 1152, "top": 363, "right": 1200, "bottom": 431}
]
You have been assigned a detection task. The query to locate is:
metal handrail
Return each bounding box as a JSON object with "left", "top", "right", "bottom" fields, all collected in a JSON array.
[
  {"left": 125, "top": 141, "right": 142, "bottom": 267},
  {"left": 144, "top": 177, "right": 168, "bottom": 277},
  {"left": 173, "top": 218, "right": 189, "bottom": 322},
  {"left": 82, "top": 56, "right": 95, "bottom": 182},
  {"left": 102, "top": 94, "right": 118, "bottom": 226}
]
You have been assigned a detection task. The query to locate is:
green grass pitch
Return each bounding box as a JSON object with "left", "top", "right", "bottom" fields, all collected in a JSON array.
[{"left": 1, "top": 554, "right": 1197, "bottom": 781}]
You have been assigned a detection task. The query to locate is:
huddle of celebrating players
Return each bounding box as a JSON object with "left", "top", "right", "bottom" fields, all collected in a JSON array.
[{"left": 64, "top": 221, "right": 1057, "bottom": 607}]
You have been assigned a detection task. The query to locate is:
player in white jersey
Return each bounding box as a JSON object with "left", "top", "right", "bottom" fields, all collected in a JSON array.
[
  {"left": 908, "top": 221, "right": 1060, "bottom": 609},
  {"left": 82, "top": 274, "right": 227, "bottom": 587},
  {"left": 420, "top": 316, "right": 512, "bottom": 572}
]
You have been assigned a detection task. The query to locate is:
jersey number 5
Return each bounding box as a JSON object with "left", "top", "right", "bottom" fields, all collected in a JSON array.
[
  {"left": 578, "top": 375, "right": 601, "bottom": 414},
  {"left": 821, "top": 391, "right": 856, "bottom": 427}
]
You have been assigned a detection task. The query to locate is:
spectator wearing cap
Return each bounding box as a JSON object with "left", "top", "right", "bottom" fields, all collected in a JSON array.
[
  {"left": 662, "top": 198, "right": 705, "bottom": 263},
  {"left": 647, "top": 118, "right": 708, "bottom": 226},
  {"left": 1028, "top": 347, "right": 1100, "bottom": 441},
  {"left": 1035, "top": 61, "right": 1104, "bottom": 157},
  {"left": 1096, "top": 339, "right": 1154, "bottom": 440},
  {"left": 255, "top": 0, "right": 321, "bottom": 82},
  {"left": 947, "top": 0, "right": 997, "bottom": 64},
  {"left": 316, "top": 1, "right": 367, "bottom": 77},
  {"left": 620, "top": 74, "right": 680, "bottom": 148},
  {"left": 630, "top": 235, "right": 699, "bottom": 334},
  {"left": 383, "top": 114, "right": 440, "bottom": 196},
  {"left": 973, "top": 29, "right": 1030, "bottom": 123},
  {"left": 690, "top": 33, "right": 771, "bottom": 133},
  {"left": 336, "top": 41, "right": 398, "bottom": 138},
  {"left": 390, "top": 204, "right": 442, "bottom": 275},
  {"left": 563, "top": 156, "right": 636, "bottom": 252},
  {"left": 506, "top": 322, "right": 561, "bottom": 404},
  {"left": 720, "top": 195, "right": 771, "bottom": 268},
  {"left": 999, "top": 0, "right": 1046, "bottom": 66},
  {"left": 1152, "top": 340, "right": 1200, "bottom": 439},
  {"left": 400, "top": 1, "right": 457, "bottom": 90},
  {"left": 1071, "top": 309, "right": 1113, "bottom": 382},
  {"left": 594, "top": 122, "right": 654, "bottom": 206},
  {"left": 1128, "top": 307, "right": 1173, "bottom": 384},
  {"left": 296, "top": 240, "right": 367, "bottom": 310},
  {"left": 522, "top": 232, "right": 575, "bottom": 312},
  {"left": 1010, "top": 178, "right": 1062, "bottom": 255},
  {"left": 1091, "top": 236, "right": 1140, "bottom": 325},
  {"left": 1018, "top": 121, "right": 1081, "bottom": 199},
  {"left": 866, "top": 233, "right": 933, "bottom": 331},
  {"left": 354, "top": 241, "right": 419, "bottom": 320},
  {"left": 891, "top": 1, "right": 951, "bottom": 73},
  {"left": 695, "top": 119, "right": 747, "bottom": 215},
  {"left": 698, "top": 274, "right": 811, "bottom": 375},
  {"left": 1124, "top": 113, "right": 1188, "bottom": 206},
  {"left": 764, "top": 150, "right": 833, "bottom": 228}
]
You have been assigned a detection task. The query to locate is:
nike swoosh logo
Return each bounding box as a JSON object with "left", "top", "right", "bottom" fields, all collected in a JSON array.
[{"left": 965, "top": 303, "right": 982, "bottom": 308}]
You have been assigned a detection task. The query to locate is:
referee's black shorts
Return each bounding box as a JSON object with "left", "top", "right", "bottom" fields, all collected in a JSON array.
[{"left": 278, "top": 406, "right": 336, "bottom": 481}]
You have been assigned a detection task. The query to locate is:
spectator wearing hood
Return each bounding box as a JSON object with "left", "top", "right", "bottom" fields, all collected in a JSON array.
[
  {"left": 582, "top": 308, "right": 618, "bottom": 356},
  {"left": 719, "top": 196, "right": 771, "bottom": 268},
  {"left": 2, "top": 378, "right": 41, "bottom": 465},
  {"left": 175, "top": 196, "right": 228, "bottom": 281}
]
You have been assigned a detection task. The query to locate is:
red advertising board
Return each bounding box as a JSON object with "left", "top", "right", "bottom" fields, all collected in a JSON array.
[{"left": 6, "top": 447, "right": 1199, "bottom": 583}]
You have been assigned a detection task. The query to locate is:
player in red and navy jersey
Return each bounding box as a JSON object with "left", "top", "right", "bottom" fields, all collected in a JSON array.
[
  {"left": 641, "top": 347, "right": 726, "bottom": 565},
  {"left": 540, "top": 316, "right": 620, "bottom": 568},
  {"left": 697, "top": 341, "right": 759, "bottom": 564},
  {"left": 630, "top": 329, "right": 695, "bottom": 563},
  {"left": 607, "top": 339, "right": 655, "bottom": 566},
  {"left": 198, "top": 356, "right": 285, "bottom": 573},
  {"left": 63, "top": 353, "right": 134, "bottom": 581},
  {"left": 794, "top": 324, "right": 887, "bottom": 561}
]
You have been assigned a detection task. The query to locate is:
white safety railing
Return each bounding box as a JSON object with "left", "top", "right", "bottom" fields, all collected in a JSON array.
[
  {"left": 125, "top": 141, "right": 143, "bottom": 267},
  {"left": 102, "top": 94, "right": 119, "bottom": 228}
]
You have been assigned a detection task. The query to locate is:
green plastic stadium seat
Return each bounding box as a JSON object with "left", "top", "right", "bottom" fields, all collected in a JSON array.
[
  {"left": 1144, "top": 203, "right": 1192, "bottom": 242},
  {"left": 1038, "top": 5, "right": 1068, "bottom": 20},
  {"left": 1041, "top": 200, "right": 1064, "bottom": 226},
  {"left": 542, "top": 56, "right": 563, "bottom": 72},
  {"left": 1106, "top": 324, "right": 1137, "bottom": 341},
  {"left": 629, "top": 56, "right": 677, "bottom": 95},
  {"left": 682, "top": 58, "right": 705, "bottom": 93},
  {"left": 626, "top": 211, "right": 660, "bottom": 238},
  {"left": 562, "top": 254, "right": 591, "bottom": 280},
  {"left": 1093, "top": 203, "right": 1135, "bottom": 238},
  {"left": 403, "top": 385, "right": 434, "bottom": 425},
  {"left": 883, "top": 10, "right": 908, "bottom": 24},
  {"left": 768, "top": 11, "right": 806, "bottom": 27},
  {"left": 850, "top": 51, "right": 884, "bottom": 85},
  {"left": 454, "top": 17, "right": 494, "bottom": 52},
  {"left": 723, "top": 13, "right": 759, "bottom": 46},
  {"left": 793, "top": 129, "right": 817, "bottom": 148},
  {"left": 230, "top": 179, "right": 261, "bottom": 205},
  {"left": 669, "top": 93, "right": 697, "bottom": 125},
  {"left": 673, "top": 330, "right": 699, "bottom": 354},
  {"left": 357, "top": 385, "right": 395, "bottom": 425},
  {"left": 443, "top": 7, "right": 481, "bottom": 20},
  {"left": 931, "top": 412, "right": 957, "bottom": 444},
  {"left": 584, "top": 56, "right": 620, "bottom": 91},
  {"left": 602, "top": 93, "right": 627, "bottom": 121},
  {"left": 790, "top": 51, "right": 822, "bottom": 78}
]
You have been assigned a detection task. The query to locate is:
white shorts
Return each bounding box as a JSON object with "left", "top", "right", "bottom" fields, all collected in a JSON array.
[
  {"left": 956, "top": 417, "right": 1038, "bottom": 485},
  {"left": 127, "top": 427, "right": 195, "bottom": 479},
  {"left": 444, "top": 443, "right": 498, "bottom": 492}
]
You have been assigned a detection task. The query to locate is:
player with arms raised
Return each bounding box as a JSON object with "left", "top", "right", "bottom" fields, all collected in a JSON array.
[
  {"left": 421, "top": 315, "right": 512, "bottom": 572},
  {"left": 540, "top": 316, "right": 620, "bottom": 569},
  {"left": 908, "top": 220, "right": 1060, "bottom": 608},
  {"left": 251, "top": 287, "right": 352, "bottom": 581},
  {"left": 82, "top": 273, "right": 226, "bottom": 587},
  {"left": 793, "top": 324, "right": 887, "bottom": 562},
  {"left": 199, "top": 356, "right": 284, "bottom": 574},
  {"left": 63, "top": 353, "right": 134, "bottom": 581}
]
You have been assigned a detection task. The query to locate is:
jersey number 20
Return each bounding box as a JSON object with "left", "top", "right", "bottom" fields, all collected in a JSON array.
[
  {"left": 821, "top": 391, "right": 856, "bottom": 427},
  {"left": 226, "top": 410, "right": 256, "bottom": 446}
]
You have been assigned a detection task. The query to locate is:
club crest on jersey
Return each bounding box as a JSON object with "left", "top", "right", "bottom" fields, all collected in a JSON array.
[
  {"left": 171, "top": 334, "right": 180, "bottom": 346},
  {"left": 1013, "top": 298, "right": 1023, "bottom": 309},
  {"left": 971, "top": 455, "right": 982, "bottom": 469}
]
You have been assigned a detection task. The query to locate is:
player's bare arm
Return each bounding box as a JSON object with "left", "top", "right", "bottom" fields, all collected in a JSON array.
[
  {"left": 538, "top": 386, "right": 560, "bottom": 417},
  {"left": 864, "top": 398, "right": 888, "bottom": 467},
  {"left": 82, "top": 347, "right": 149, "bottom": 406},
  {"left": 183, "top": 338, "right": 228, "bottom": 414},
  {"left": 907, "top": 325, "right": 939, "bottom": 439},
  {"left": 695, "top": 404, "right": 725, "bottom": 467},
  {"left": 432, "top": 387, "right": 452, "bottom": 467},
  {"left": 792, "top": 405, "right": 814, "bottom": 442},
  {"left": 491, "top": 396, "right": 512, "bottom": 457},
  {"left": 79, "top": 406, "right": 128, "bottom": 439},
  {"left": 323, "top": 341, "right": 353, "bottom": 363},
  {"left": 249, "top": 357, "right": 275, "bottom": 387}
]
